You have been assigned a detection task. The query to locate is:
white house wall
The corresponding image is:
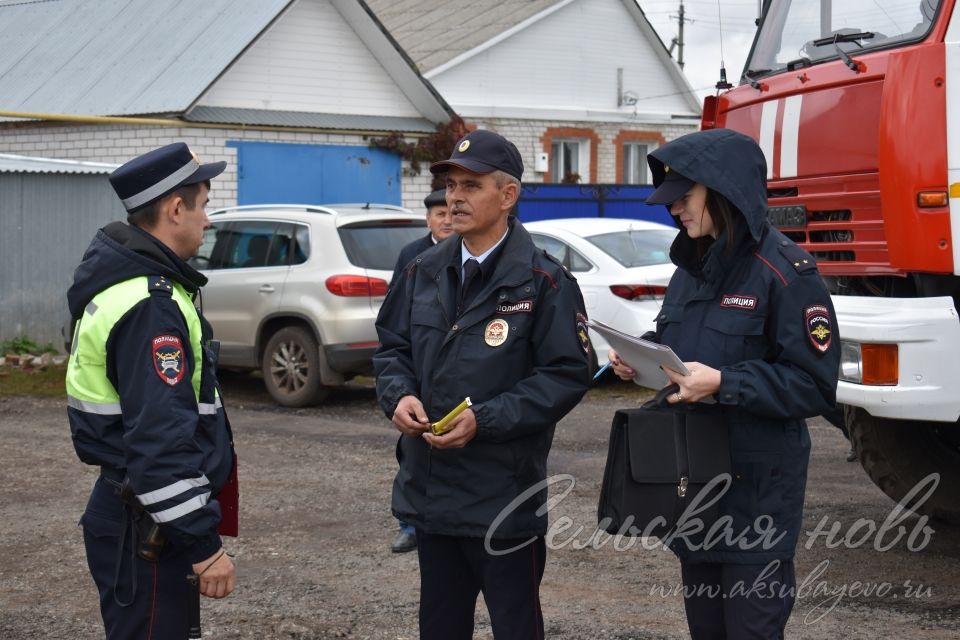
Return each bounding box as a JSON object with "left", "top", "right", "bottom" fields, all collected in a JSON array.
[
  {"left": 426, "top": 0, "right": 697, "bottom": 121},
  {"left": 197, "top": 0, "right": 423, "bottom": 118}
]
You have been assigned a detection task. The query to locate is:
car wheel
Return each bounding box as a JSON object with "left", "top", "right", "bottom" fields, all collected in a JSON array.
[{"left": 262, "top": 327, "right": 330, "bottom": 407}]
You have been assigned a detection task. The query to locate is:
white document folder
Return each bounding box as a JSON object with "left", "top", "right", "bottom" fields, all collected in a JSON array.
[{"left": 587, "top": 319, "right": 688, "bottom": 389}]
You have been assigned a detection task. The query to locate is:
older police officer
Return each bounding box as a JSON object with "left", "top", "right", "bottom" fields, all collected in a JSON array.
[
  {"left": 67, "top": 143, "right": 237, "bottom": 639},
  {"left": 374, "top": 130, "right": 591, "bottom": 639}
]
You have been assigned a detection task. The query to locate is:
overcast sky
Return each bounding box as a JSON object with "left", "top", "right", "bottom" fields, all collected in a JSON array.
[{"left": 639, "top": 0, "right": 764, "bottom": 101}]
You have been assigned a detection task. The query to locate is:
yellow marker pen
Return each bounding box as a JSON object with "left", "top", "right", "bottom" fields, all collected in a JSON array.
[{"left": 430, "top": 397, "right": 473, "bottom": 435}]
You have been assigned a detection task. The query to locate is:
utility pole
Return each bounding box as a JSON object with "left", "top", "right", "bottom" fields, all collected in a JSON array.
[
  {"left": 677, "top": 1, "right": 686, "bottom": 70},
  {"left": 667, "top": 2, "right": 690, "bottom": 69}
]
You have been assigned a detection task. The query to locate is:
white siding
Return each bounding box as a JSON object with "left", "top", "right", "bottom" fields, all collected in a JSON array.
[
  {"left": 428, "top": 0, "right": 696, "bottom": 119},
  {"left": 197, "top": 0, "right": 422, "bottom": 117}
]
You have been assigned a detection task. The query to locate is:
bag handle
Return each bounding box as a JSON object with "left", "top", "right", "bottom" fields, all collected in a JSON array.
[{"left": 642, "top": 382, "right": 681, "bottom": 410}]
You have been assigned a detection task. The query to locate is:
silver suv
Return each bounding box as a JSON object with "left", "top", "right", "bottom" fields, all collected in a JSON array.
[{"left": 191, "top": 204, "right": 426, "bottom": 406}]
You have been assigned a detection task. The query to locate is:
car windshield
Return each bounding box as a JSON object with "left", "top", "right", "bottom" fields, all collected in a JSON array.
[
  {"left": 585, "top": 228, "right": 676, "bottom": 268},
  {"left": 338, "top": 220, "right": 426, "bottom": 270},
  {"left": 745, "top": 0, "right": 941, "bottom": 80}
]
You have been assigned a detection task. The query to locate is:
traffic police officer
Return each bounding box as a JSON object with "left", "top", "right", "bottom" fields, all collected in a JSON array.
[
  {"left": 611, "top": 128, "right": 840, "bottom": 639},
  {"left": 374, "top": 129, "right": 591, "bottom": 639},
  {"left": 66, "top": 143, "right": 237, "bottom": 639}
]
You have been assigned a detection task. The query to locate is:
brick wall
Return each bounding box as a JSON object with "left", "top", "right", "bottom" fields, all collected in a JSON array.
[{"left": 0, "top": 123, "right": 429, "bottom": 212}]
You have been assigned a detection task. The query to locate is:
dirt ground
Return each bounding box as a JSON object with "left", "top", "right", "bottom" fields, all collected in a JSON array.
[{"left": 1, "top": 376, "right": 959, "bottom": 639}]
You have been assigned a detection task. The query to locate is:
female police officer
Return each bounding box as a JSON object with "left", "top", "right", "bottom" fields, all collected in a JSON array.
[{"left": 610, "top": 129, "right": 840, "bottom": 639}]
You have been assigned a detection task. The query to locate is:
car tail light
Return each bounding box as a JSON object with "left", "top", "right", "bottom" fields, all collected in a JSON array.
[
  {"left": 609, "top": 285, "right": 667, "bottom": 300},
  {"left": 325, "top": 275, "right": 389, "bottom": 297}
]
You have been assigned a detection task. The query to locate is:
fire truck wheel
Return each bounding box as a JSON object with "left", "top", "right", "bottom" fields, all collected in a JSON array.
[{"left": 847, "top": 406, "right": 960, "bottom": 524}]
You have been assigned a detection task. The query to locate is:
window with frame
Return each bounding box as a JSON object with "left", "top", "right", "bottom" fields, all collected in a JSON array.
[
  {"left": 192, "top": 221, "right": 304, "bottom": 270},
  {"left": 529, "top": 233, "right": 593, "bottom": 273},
  {"left": 622, "top": 142, "right": 652, "bottom": 185},
  {"left": 551, "top": 140, "right": 585, "bottom": 183}
]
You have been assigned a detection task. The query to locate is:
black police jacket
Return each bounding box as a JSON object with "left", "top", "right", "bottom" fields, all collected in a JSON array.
[
  {"left": 391, "top": 232, "right": 435, "bottom": 284},
  {"left": 374, "top": 219, "right": 591, "bottom": 538},
  {"left": 647, "top": 129, "right": 841, "bottom": 564}
]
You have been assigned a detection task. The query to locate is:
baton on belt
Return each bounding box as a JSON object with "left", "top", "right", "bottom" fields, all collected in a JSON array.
[{"left": 186, "top": 573, "right": 202, "bottom": 640}]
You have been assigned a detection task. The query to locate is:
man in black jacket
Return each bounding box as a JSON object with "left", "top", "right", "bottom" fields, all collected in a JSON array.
[
  {"left": 387, "top": 188, "right": 455, "bottom": 553},
  {"left": 391, "top": 188, "right": 454, "bottom": 284},
  {"left": 374, "top": 130, "right": 590, "bottom": 639},
  {"left": 390, "top": 189, "right": 453, "bottom": 553}
]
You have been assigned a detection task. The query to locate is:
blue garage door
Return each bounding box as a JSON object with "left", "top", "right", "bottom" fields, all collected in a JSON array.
[{"left": 228, "top": 141, "right": 401, "bottom": 205}]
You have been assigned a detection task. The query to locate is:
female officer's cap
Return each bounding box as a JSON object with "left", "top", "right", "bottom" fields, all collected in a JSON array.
[
  {"left": 645, "top": 166, "right": 695, "bottom": 205},
  {"left": 109, "top": 142, "right": 226, "bottom": 213}
]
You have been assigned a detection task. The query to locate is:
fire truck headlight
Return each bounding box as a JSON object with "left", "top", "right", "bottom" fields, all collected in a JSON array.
[
  {"left": 839, "top": 340, "right": 862, "bottom": 383},
  {"left": 838, "top": 340, "right": 898, "bottom": 385}
]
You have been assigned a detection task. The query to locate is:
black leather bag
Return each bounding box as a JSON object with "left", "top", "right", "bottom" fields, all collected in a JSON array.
[{"left": 597, "top": 385, "right": 731, "bottom": 538}]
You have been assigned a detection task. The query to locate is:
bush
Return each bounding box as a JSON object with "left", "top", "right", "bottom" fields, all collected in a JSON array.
[{"left": 0, "top": 336, "right": 58, "bottom": 355}]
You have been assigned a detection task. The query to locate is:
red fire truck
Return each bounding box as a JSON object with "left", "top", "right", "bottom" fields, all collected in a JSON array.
[{"left": 704, "top": 0, "right": 959, "bottom": 521}]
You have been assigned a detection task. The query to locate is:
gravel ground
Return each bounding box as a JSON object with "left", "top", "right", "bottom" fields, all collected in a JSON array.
[{"left": 1, "top": 376, "right": 959, "bottom": 639}]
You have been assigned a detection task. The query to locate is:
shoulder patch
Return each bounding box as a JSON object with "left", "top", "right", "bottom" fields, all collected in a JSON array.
[
  {"left": 576, "top": 312, "right": 591, "bottom": 355},
  {"left": 804, "top": 304, "right": 833, "bottom": 354},
  {"left": 778, "top": 243, "right": 817, "bottom": 274},
  {"left": 152, "top": 334, "right": 185, "bottom": 385}
]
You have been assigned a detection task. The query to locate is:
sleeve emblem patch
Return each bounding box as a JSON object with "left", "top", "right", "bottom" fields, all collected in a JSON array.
[
  {"left": 576, "top": 312, "right": 591, "bottom": 355},
  {"left": 804, "top": 304, "right": 832, "bottom": 353},
  {"left": 152, "top": 334, "right": 185, "bottom": 385}
]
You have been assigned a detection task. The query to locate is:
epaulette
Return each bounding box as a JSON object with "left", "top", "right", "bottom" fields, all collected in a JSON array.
[
  {"left": 538, "top": 249, "right": 575, "bottom": 280},
  {"left": 147, "top": 275, "right": 174, "bottom": 297},
  {"left": 777, "top": 241, "right": 817, "bottom": 274}
]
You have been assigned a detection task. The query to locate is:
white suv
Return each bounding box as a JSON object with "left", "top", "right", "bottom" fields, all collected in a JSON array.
[{"left": 191, "top": 204, "right": 426, "bottom": 406}]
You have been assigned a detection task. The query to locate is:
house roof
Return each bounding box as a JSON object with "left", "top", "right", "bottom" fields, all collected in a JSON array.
[
  {"left": 184, "top": 106, "right": 437, "bottom": 133},
  {"left": 366, "top": 0, "right": 700, "bottom": 115},
  {"left": 0, "top": 0, "right": 293, "bottom": 117},
  {"left": 0, "top": 153, "right": 117, "bottom": 175},
  {"left": 0, "top": 0, "right": 452, "bottom": 128},
  {"left": 365, "top": 0, "right": 565, "bottom": 73}
]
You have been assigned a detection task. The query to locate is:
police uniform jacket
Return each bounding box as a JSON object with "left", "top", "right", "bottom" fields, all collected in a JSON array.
[
  {"left": 391, "top": 232, "right": 436, "bottom": 284},
  {"left": 66, "top": 222, "right": 234, "bottom": 563},
  {"left": 374, "top": 218, "right": 591, "bottom": 538},
  {"left": 648, "top": 129, "right": 840, "bottom": 564}
]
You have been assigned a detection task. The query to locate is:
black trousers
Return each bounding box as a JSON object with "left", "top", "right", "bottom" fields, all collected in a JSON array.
[
  {"left": 81, "top": 477, "right": 193, "bottom": 640},
  {"left": 680, "top": 560, "right": 797, "bottom": 640},
  {"left": 416, "top": 531, "right": 546, "bottom": 640}
]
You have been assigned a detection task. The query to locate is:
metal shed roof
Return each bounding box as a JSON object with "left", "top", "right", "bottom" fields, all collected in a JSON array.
[
  {"left": 0, "top": 153, "right": 118, "bottom": 175},
  {"left": 0, "top": 0, "right": 292, "bottom": 117}
]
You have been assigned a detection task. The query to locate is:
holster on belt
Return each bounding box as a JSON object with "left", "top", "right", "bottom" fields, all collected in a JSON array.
[{"left": 119, "top": 478, "right": 166, "bottom": 562}]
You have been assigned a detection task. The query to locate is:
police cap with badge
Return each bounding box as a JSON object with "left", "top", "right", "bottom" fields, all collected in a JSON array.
[
  {"left": 109, "top": 142, "right": 226, "bottom": 213},
  {"left": 430, "top": 129, "right": 524, "bottom": 180},
  {"left": 645, "top": 166, "right": 695, "bottom": 205}
]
